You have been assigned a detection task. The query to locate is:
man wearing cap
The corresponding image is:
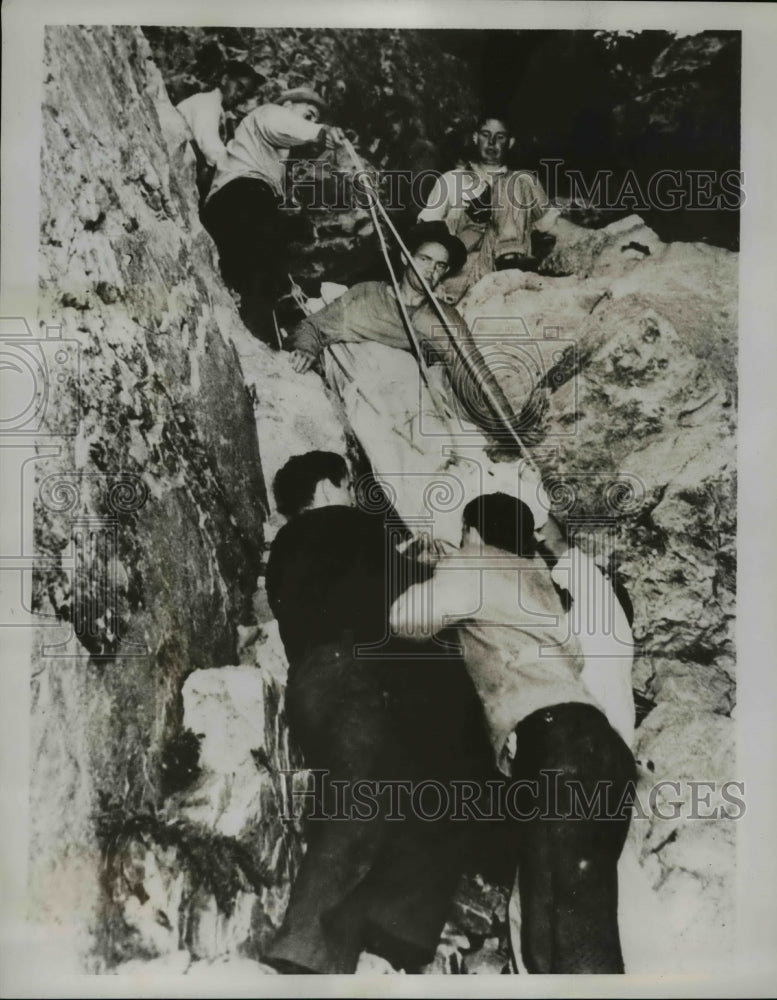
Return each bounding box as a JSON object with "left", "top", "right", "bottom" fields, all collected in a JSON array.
[
  {"left": 284, "top": 221, "right": 551, "bottom": 550},
  {"left": 176, "top": 60, "right": 265, "bottom": 197},
  {"left": 201, "top": 87, "right": 345, "bottom": 341}
]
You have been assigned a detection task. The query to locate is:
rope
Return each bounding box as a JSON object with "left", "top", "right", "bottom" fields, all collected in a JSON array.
[
  {"left": 341, "top": 136, "right": 529, "bottom": 457},
  {"left": 346, "top": 142, "right": 438, "bottom": 400}
]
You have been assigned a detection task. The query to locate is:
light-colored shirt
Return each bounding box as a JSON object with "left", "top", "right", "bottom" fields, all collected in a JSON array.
[
  {"left": 176, "top": 89, "right": 228, "bottom": 168},
  {"left": 419, "top": 162, "right": 551, "bottom": 237},
  {"left": 390, "top": 543, "right": 597, "bottom": 772},
  {"left": 419, "top": 162, "right": 506, "bottom": 225},
  {"left": 286, "top": 280, "right": 519, "bottom": 435},
  {"left": 206, "top": 103, "right": 324, "bottom": 203}
]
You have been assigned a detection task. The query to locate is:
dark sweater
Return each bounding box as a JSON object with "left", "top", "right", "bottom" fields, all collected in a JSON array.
[{"left": 265, "top": 505, "right": 401, "bottom": 667}]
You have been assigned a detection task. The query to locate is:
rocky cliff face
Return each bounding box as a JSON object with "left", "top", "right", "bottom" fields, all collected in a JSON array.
[
  {"left": 30, "top": 24, "right": 737, "bottom": 976},
  {"left": 32, "top": 24, "right": 268, "bottom": 966}
]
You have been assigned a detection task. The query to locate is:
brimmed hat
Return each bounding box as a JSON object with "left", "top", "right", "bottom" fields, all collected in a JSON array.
[
  {"left": 223, "top": 59, "right": 266, "bottom": 84},
  {"left": 277, "top": 86, "right": 328, "bottom": 113},
  {"left": 404, "top": 221, "right": 468, "bottom": 276}
]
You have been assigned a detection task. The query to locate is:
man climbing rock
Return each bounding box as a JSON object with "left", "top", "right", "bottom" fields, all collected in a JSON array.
[
  {"left": 263, "top": 451, "right": 493, "bottom": 974},
  {"left": 201, "top": 86, "right": 346, "bottom": 343},
  {"left": 390, "top": 493, "right": 637, "bottom": 974},
  {"left": 284, "top": 220, "right": 551, "bottom": 549},
  {"left": 176, "top": 59, "right": 265, "bottom": 205},
  {"left": 418, "top": 114, "right": 559, "bottom": 302}
]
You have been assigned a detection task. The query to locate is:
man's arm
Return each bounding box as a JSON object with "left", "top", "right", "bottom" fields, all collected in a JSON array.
[
  {"left": 417, "top": 173, "right": 450, "bottom": 224},
  {"left": 523, "top": 174, "right": 561, "bottom": 233},
  {"left": 177, "top": 91, "right": 227, "bottom": 167},
  {"left": 389, "top": 562, "right": 480, "bottom": 640},
  {"left": 284, "top": 285, "right": 361, "bottom": 373},
  {"left": 549, "top": 544, "right": 636, "bottom": 745}
]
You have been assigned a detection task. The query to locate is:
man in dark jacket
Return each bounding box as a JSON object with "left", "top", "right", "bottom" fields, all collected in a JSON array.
[{"left": 263, "top": 451, "right": 493, "bottom": 974}]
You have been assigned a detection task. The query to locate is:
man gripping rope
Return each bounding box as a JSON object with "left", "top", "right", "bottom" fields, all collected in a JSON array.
[
  {"left": 201, "top": 86, "right": 346, "bottom": 342},
  {"left": 284, "top": 220, "right": 551, "bottom": 550}
]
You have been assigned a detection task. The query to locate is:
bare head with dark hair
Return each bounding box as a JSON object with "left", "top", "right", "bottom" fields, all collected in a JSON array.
[
  {"left": 474, "top": 111, "right": 511, "bottom": 134},
  {"left": 461, "top": 492, "right": 535, "bottom": 557},
  {"left": 219, "top": 60, "right": 265, "bottom": 111},
  {"left": 273, "top": 451, "right": 352, "bottom": 519}
]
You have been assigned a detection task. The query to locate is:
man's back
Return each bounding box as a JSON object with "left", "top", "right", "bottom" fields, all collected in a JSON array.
[
  {"left": 176, "top": 89, "right": 227, "bottom": 168},
  {"left": 393, "top": 544, "right": 596, "bottom": 770},
  {"left": 266, "top": 504, "right": 391, "bottom": 666},
  {"left": 207, "top": 102, "right": 323, "bottom": 203}
]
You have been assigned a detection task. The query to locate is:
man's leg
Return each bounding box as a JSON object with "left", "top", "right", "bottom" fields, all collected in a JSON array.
[
  {"left": 201, "top": 178, "right": 285, "bottom": 343},
  {"left": 359, "top": 657, "right": 495, "bottom": 970},
  {"left": 511, "top": 702, "right": 636, "bottom": 973},
  {"left": 490, "top": 173, "right": 539, "bottom": 268},
  {"left": 264, "top": 647, "right": 396, "bottom": 974}
]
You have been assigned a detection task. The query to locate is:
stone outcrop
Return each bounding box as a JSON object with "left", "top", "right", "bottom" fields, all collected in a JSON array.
[
  {"left": 30, "top": 23, "right": 737, "bottom": 977},
  {"left": 32, "top": 24, "right": 267, "bottom": 967}
]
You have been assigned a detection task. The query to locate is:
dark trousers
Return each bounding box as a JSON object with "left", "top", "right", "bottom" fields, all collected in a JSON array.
[
  {"left": 509, "top": 703, "right": 636, "bottom": 974},
  {"left": 265, "top": 642, "right": 492, "bottom": 974},
  {"left": 201, "top": 177, "right": 286, "bottom": 344}
]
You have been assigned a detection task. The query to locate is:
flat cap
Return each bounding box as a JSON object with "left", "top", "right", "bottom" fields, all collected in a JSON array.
[{"left": 277, "top": 86, "right": 328, "bottom": 113}]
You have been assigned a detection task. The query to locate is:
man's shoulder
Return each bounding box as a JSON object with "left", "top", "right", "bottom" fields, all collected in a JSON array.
[
  {"left": 335, "top": 281, "right": 389, "bottom": 308},
  {"left": 442, "top": 163, "right": 476, "bottom": 177},
  {"left": 236, "top": 102, "right": 285, "bottom": 129},
  {"left": 442, "top": 548, "right": 545, "bottom": 574},
  {"left": 419, "top": 295, "right": 464, "bottom": 326},
  {"left": 271, "top": 506, "right": 380, "bottom": 548},
  {"left": 304, "top": 281, "right": 383, "bottom": 319},
  {"left": 177, "top": 88, "right": 219, "bottom": 107},
  {"left": 504, "top": 167, "right": 542, "bottom": 184},
  {"left": 176, "top": 89, "right": 222, "bottom": 118},
  {"left": 350, "top": 280, "right": 386, "bottom": 296}
]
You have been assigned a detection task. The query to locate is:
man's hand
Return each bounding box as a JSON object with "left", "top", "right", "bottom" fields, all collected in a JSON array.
[
  {"left": 535, "top": 512, "right": 568, "bottom": 559},
  {"left": 289, "top": 349, "right": 316, "bottom": 374},
  {"left": 323, "top": 125, "right": 347, "bottom": 150}
]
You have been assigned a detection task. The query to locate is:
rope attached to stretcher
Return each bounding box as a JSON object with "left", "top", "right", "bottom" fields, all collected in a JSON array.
[
  {"left": 341, "top": 136, "right": 530, "bottom": 458},
  {"left": 351, "top": 150, "right": 438, "bottom": 401}
]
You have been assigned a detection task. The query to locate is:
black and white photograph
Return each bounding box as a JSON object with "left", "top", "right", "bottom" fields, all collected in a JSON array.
[{"left": 1, "top": 1, "right": 776, "bottom": 994}]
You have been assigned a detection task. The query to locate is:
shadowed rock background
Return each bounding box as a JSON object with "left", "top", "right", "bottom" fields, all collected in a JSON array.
[{"left": 30, "top": 24, "right": 737, "bottom": 975}]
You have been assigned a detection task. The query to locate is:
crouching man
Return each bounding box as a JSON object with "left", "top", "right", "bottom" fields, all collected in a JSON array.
[
  {"left": 390, "top": 493, "right": 636, "bottom": 973},
  {"left": 201, "top": 87, "right": 345, "bottom": 342}
]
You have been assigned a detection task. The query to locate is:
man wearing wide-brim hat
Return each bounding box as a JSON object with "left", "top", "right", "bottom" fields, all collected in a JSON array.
[
  {"left": 201, "top": 84, "right": 345, "bottom": 343},
  {"left": 284, "top": 220, "right": 551, "bottom": 550}
]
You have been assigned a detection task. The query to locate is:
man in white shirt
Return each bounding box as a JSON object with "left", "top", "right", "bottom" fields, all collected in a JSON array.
[
  {"left": 418, "top": 114, "right": 560, "bottom": 303},
  {"left": 390, "top": 493, "right": 636, "bottom": 973},
  {"left": 200, "top": 87, "right": 345, "bottom": 342},
  {"left": 176, "top": 60, "right": 264, "bottom": 172}
]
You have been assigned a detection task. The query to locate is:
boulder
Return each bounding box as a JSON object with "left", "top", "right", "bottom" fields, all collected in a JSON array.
[{"left": 462, "top": 212, "right": 737, "bottom": 969}]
